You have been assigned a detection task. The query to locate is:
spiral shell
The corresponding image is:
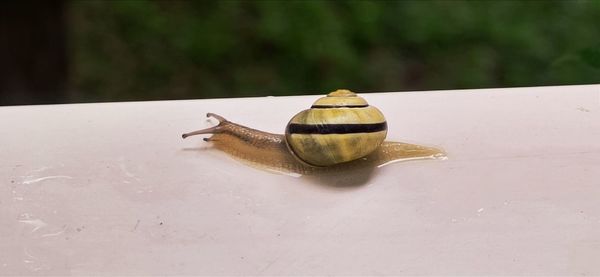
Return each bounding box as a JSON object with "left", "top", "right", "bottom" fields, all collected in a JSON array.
[{"left": 284, "top": 89, "right": 388, "bottom": 166}]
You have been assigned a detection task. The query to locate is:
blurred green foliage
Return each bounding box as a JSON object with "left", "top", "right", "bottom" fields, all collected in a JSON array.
[{"left": 68, "top": 0, "right": 600, "bottom": 102}]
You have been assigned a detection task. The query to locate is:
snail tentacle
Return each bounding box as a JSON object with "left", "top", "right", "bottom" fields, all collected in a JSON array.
[
  {"left": 182, "top": 113, "right": 229, "bottom": 139},
  {"left": 206, "top": 112, "right": 227, "bottom": 123}
]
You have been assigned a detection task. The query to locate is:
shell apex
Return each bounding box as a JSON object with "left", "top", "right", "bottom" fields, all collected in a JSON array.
[
  {"left": 327, "top": 89, "right": 356, "bottom": 97},
  {"left": 312, "top": 89, "right": 367, "bottom": 107}
]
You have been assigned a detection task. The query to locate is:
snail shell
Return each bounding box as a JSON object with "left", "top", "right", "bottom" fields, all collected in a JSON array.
[{"left": 285, "top": 89, "right": 387, "bottom": 166}]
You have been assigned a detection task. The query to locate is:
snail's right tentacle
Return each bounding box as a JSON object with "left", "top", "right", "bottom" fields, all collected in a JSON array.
[{"left": 182, "top": 126, "right": 219, "bottom": 139}]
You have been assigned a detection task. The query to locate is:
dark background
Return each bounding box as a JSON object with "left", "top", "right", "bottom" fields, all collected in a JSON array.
[{"left": 2, "top": 0, "right": 600, "bottom": 105}]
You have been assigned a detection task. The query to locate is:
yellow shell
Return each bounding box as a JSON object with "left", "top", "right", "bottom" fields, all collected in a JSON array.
[{"left": 285, "top": 89, "right": 388, "bottom": 166}]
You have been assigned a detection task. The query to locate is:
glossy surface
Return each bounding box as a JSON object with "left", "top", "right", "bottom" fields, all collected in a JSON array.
[{"left": 1, "top": 85, "right": 600, "bottom": 275}]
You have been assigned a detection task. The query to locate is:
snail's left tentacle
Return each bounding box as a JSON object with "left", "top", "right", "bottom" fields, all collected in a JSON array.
[{"left": 206, "top": 112, "right": 227, "bottom": 123}]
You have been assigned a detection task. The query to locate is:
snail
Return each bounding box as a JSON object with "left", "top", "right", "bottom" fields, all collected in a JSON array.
[{"left": 182, "top": 89, "right": 445, "bottom": 175}]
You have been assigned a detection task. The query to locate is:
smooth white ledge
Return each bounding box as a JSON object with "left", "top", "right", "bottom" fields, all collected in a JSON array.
[{"left": 1, "top": 84, "right": 600, "bottom": 275}]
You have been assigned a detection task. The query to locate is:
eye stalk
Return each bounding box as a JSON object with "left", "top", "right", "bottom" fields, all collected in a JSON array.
[{"left": 182, "top": 113, "right": 228, "bottom": 139}]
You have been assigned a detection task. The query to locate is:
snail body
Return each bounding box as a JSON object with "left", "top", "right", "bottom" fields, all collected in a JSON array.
[{"left": 182, "top": 90, "right": 445, "bottom": 174}]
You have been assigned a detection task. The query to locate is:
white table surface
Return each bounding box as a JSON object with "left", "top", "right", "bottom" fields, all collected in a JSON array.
[{"left": 1, "top": 85, "right": 600, "bottom": 275}]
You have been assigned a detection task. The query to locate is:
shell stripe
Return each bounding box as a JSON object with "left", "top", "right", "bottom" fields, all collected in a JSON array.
[
  {"left": 287, "top": 122, "right": 387, "bottom": 134},
  {"left": 310, "top": 104, "right": 369, "bottom": 109}
]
